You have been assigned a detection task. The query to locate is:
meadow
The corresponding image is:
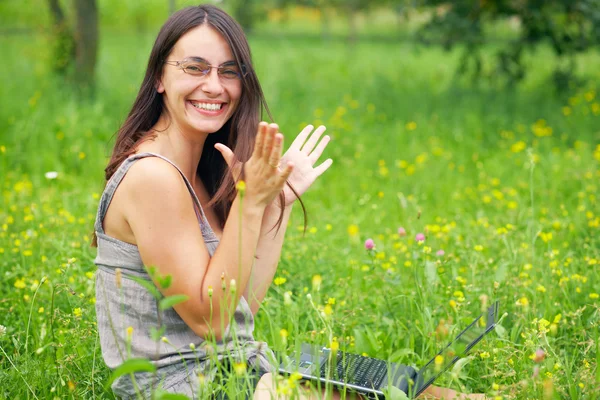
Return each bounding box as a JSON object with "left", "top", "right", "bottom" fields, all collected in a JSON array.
[{"left": 0, "top": 22, "right": 600, "bottom": 399}]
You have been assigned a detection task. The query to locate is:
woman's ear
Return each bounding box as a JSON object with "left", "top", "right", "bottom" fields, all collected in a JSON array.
[{"left": 156, "top": 79, "right": 165, "bottom": 93}]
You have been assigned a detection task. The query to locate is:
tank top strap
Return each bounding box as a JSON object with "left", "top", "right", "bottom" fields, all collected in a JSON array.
[{"left": 94, "top": 152, "right": 218, "bottom": 241}]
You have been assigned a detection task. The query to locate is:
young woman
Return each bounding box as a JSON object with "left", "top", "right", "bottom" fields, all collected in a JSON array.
[{"left": 91, "top": 4, "right": 485, "bottom": 399}]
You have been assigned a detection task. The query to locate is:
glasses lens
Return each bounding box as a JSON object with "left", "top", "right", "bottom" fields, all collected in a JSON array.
[
  {"left": 181, "top": 59, "right": 210, "bottom": 76},
  {"left": 218, "top": 65, "right": 242, "bottom": 80}
]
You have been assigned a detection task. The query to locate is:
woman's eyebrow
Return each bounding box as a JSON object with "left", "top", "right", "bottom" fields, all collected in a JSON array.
[{"left": 187, "top": 56, "right": 237, "bottom": 66}]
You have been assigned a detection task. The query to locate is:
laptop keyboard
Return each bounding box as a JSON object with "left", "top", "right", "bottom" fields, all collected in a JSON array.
[{"left": 320, "top": 352, "right": 388, "bottom": 388}]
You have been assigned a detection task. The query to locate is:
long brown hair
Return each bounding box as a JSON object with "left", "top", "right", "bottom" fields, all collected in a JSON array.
[{"left": 91, "top": 4, "right": 306, "bottom": 248}]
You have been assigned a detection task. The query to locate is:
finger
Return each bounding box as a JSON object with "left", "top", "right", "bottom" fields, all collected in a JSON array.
[
  {"left": 308, "top": 135, "right": 331, "bottom": 165},
  {"left": 289, "top": 124, "right": 314, "bottom": 151},
  {"left": 313, "top": 158, "right": 333, "bottom": 177},
  {"left": 215, "top": 143, "right": 242, "bottom": 178},
  {"left": 278, "top": 160, "right": 294, "bottom": 182},
  {"left": 262, "top": 123, "right": 278, "bottom": 161},
  {"left": 252, "top": 121, "right": 268, "bottom": 159},
  {"left": 269, "top": 133, "right": 283, "bottom": 166},
  {"left": 214, "top": 143, "right": 234, "bottom": 168},
  {"left": 300, "top": 125, "right": 326, "bottom": 154}
]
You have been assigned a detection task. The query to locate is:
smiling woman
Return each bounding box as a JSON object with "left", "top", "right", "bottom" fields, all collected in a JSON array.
[{"left": 89, "top": 4, "right": 331, "bottom": 400}]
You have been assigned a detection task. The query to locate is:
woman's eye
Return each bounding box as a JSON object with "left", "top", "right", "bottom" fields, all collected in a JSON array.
[
  {"left": 220, "top": 69, "right": 239, "bottom": 78},
  {"left": 185, "top": 63, "right": 209, "bottom": 74}
]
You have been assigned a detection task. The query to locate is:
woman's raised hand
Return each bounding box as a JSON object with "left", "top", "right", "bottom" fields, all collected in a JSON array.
[
  {"left": 274, "top": 124, "right": 333, "bottom": 208},
  {"left": 214, "top": 122, "right": 294, "bottom": 209}
]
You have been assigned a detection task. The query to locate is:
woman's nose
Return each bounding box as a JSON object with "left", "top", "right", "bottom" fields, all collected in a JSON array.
[{"left": 200, "top": 69, "right": 224, "bottom": 95}]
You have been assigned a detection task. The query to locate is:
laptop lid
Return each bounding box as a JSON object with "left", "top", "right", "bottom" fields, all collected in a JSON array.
[{"left": 411, "top": 301, "right": 500, "bottom": 398}]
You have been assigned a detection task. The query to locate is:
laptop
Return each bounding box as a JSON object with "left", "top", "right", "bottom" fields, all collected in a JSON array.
[{"left": 277, "top": 301, "right": 500, "bottom": 399}]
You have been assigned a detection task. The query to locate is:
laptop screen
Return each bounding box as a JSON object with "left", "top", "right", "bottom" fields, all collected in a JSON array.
[{"left": 412, "top": 301, "right": 500, "bottom": 398}]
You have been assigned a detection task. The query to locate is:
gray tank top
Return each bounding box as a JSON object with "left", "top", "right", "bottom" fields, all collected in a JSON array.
[{"left": 93, "top": 152, "right": 273, "bottom": 384}]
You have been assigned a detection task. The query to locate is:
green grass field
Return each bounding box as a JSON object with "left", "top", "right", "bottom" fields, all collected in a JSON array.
[{"left": 0, "top": 28, "right": 599, "bottom": 399}]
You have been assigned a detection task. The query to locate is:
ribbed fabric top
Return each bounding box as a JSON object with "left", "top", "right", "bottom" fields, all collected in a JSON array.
[{"left": 93, "top": 152, "right": 273, "bottom": 389}]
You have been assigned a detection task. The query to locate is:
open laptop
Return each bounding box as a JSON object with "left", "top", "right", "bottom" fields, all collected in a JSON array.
[{"left": 278, "top": 301, "right": 499, "bottom": 399}]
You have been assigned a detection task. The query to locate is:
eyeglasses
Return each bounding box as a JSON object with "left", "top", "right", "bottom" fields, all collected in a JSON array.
[{"left": 164, "top": 57, "right": 247, "bottom": 80}]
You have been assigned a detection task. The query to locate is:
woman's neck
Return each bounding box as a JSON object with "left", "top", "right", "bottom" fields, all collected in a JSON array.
[{"left": 145, "top": 114, "right": 208, "bottom": 183}]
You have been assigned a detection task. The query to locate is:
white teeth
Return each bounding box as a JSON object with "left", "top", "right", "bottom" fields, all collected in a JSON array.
[{"left": 191, "top": 102, "right": 223, "bottom": 111}]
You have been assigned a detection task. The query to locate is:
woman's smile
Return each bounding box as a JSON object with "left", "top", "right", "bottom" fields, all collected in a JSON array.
[{"left": 187, "top": 99, "right": 229, "bottom": 117}]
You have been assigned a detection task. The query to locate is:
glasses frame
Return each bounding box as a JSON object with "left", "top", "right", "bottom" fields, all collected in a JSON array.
[{"left": 164, "top": 57, "right": 248, "bottom": 81}]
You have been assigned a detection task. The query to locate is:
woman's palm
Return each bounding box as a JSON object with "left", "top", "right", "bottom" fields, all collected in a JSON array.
[{"left": 277, "top": 125, "right": 333, "bottom": 208}]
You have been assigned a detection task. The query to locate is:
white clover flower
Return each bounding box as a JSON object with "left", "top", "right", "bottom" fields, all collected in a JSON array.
[
  {"left": 45, "top": 171, "right": 58, "bottom": 180},
  {"left": 0, "top": 325, "right": 6, "bottom": 337}
]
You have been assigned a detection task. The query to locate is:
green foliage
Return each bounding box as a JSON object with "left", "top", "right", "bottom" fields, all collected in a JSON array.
[
  {"left": 418, "top": 0, "right": 600, "bottom": 89},
  {"left": 0, "top": 30, "right": 599, "bottom": 399},
  {"left": 159, "top": 295, "right": 190, "bottom": 310},
  {"left": 104, "top": 358, "right": 157, "bottom": 389}
]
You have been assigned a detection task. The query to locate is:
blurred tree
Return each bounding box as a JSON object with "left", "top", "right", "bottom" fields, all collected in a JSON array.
[
  {"left": 47, "top": 0, "right": 75, "bottom": 76},
  {"left": 416, "top": 0, "right": 600, "bottom": 90},
  {"left": 74, "top": 0, "right": 98, "bottom": 93},
  {"left": 229, "top": 0, "right": 266, "bottom": 33},
  {"left": 45, "top": 0, "right": 98, "bottom": 94}
]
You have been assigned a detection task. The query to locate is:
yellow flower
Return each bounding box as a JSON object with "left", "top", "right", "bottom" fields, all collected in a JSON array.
[
  {"left": 589, "top": 293, "right": 599, "bottom": 300},
  {"left": 233, "top": 361, "right": 246, "bottom": 375},
  {"left": 434, "top": 355, "right": 444, "bottom": 365},
  {"left": 236, "top": 180, "right": 246, "bottom": 197},
  {"left": 73, "top": 308, "right": 82, "bottom": 317},
  {"left": 536, "top": 285, "right": 546, "bottom": 293},
  {"left": 347, "top": 224, "right": 359, "bottom": 236},
  {"left": 553, "top": 314, "right": 562, "bottom": 324},
  {"left": 539, "top": 232, "right": 553, "bottom": 243},
  {"left": 323, "top": 304, "right": 333, "bottom": 316},
  {"left": 479, "top": 351, "right": 490, "bottom": 359},
  {"left": 126, "top": 326, "right": 134, "bottom": 339},
  {"left": 312, "top": 275, "right": 322, "bottom": 291},
  {"left": 14, "top": 278, "right": 26, "bottom": 289},
  {"left": 516, "top": 297, "right": 529, "bottom": 307},
  {"left": 274, "top": 277, "right": 286, "bottom": 286},
  {"left": 510, "top": 141, "right": 527, "bottom": 153},
  {"left": 474, "top": 245, "right": 484, "bottom": 252},
  {"left": 329, "top": 338, "right": 339, "bottom": 352}
]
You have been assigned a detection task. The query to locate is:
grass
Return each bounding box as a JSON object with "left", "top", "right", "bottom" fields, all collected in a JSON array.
[{"left": 0, "top": 27, "right": 599, "bottom": 399}]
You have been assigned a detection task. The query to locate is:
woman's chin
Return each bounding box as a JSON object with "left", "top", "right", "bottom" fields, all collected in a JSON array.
[{"left": 188, "top": 120, "right": 227, "bottom": 134}]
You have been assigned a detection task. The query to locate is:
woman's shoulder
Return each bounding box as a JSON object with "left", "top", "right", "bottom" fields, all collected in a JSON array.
[{"left": 119, "top": 155, "right": 189, "bottom": 200}]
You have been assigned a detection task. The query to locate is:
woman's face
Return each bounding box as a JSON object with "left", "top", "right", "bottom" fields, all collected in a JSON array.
[{"left": 157, "top": 24, "right": 242, "bottom": 136}]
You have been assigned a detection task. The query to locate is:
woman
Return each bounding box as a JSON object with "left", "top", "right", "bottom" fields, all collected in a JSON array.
[{"left": 91, "top": 4, "right": 484, "bottom": 399}]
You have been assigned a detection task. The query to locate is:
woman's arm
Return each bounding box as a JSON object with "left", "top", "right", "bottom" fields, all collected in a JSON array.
[
  {"left": 125, "top": 158, "right": 266, "bottom": 341},
  {"left": 244, "top": 201, "right": 294, "bottom": 315}
]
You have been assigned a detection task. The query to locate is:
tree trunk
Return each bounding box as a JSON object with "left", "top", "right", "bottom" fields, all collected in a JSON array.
[
  {"left": 74, "top": 0, "right": 99, "bottom": 94},
  {"left": 46, "top": 0, "right": 75, "bottom": 75},
  {"left": 234, "top": 0, "right": 254, "bottom": 33},
  {"left": 47, "top": 0, "right": 66, "bottom": 25}
]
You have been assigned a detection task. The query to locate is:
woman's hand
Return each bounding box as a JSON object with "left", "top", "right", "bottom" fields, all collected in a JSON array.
[
  {"left": 215, "top": 122, "right": 294, "bottom": 209},
  {"left": 272, "top": 124, "right": 333, "bottom": 208}
]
